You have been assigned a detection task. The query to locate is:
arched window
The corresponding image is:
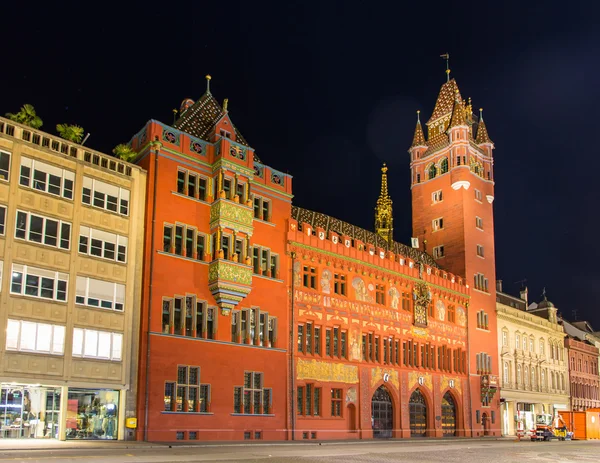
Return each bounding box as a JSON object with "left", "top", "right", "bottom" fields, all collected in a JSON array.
[
  {"left": 524, "top": 366, "right": 529, "bottom": 386},
  {"left": 541, "top": 370, "right": 546, "bottom": 388},
  {"left": 517, "top": 365, "right": 522, "bottom": 385},
  {"left": 516, "top": 334, "right": 520, "bottom": 350},
  {"left": 530, "top": 337, "right": 534, "bottom": 353},
  {"left": 503, "top": 362, "right": 509, "bottom": 384},
  {"left": 502, "top": 330, "right": 508, "bottom": 347},
  {"left": 551, "top": 372, "right": 556, "bottom": 389},
  {"left": 428, "top": 164, "right": 437, "bottom": 180},
  {"left": 539, "top": 339, "right": 545, "bottom": 355},
  {"left": 550, "top": 341, "right": 554, "bottom": 359},
  {"left": 439, "top": 158, "right": 449, "bottom": 174},
  {"left": 561, "top": 374, "right": 565, "bottom": 391},
  {"left": 522, "top": 333, "right": 528, "bottom": 351}
]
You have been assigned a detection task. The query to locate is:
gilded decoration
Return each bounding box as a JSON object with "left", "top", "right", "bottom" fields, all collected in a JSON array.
[
  {"left": 456, "top": 307, "right": 467, "bottom": 327},
  {"left": 352, "top": 277, "right": 373, "bottom": 302},
  {"left": 209, "top": 199, "right": 254, "bottom": 234},
  {"left": 370, "top": 366, "right": 399, "bottom": 390},
  {"left": 296, "top": 359, "right": 358, "bottom": 384},
  {"left": 208, "top": 261, "right": 253, "bottom": 286},
  {"left": 413, "top": 281, "right": 431, "bottom": 327},
  {"left": 440, "top": 376, "right": 462, "bottom": 394},
  {"left": 408, "top": 371, "right": 432, "bottom": 391}
]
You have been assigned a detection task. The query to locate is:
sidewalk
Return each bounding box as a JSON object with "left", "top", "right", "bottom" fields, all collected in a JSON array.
[{"left": 0, "top": 435, "right": 516, "bottom": 452}]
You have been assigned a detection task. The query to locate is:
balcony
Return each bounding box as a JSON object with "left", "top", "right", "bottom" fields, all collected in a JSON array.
[
  {"left": 209, "top": 198, "right": 254, "bottom": 235},
  {"left": 208, "top": 259, "right": 253, "bottom": 315}
]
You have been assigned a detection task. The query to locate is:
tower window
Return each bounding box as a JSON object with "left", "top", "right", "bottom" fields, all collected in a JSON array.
[
  {"left": 433, "top": 245, "right": 445, "bottom": 259},
  {"left": 432, "top": 190, "right": 443, "bottom": 204},
  {"left": 476, "top": 245, "right": 484, "bottom": 257},
  {"left": 475, "top": 216, "right": 483, "bottom": 229},
  {"left": 427, "top": 164, "right": 437, "bottom": 180},
  {"left": 432, "top": 218, "right": 444, "bottom": 231},
  {"left": 439, "top": 158, "right": 449, "bottom": 174},
  {"left": 475, "top": 189, "right": 482, "bottom": 202}
]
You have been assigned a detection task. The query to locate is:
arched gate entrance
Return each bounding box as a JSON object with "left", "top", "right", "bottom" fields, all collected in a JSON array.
[
  {"left": 409, "top": 389, "right": 427, "bottom": 436},
  {"left": 371, "top": 386, "right": 393, "bottom": 438},
  {"left": 441, "top": 392, "right": 457, "bottom": 436}
]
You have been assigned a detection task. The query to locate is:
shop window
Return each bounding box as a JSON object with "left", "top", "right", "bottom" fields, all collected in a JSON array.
[
  {"left": 331, "top": 389, "right": 342, "bottom": 417},
  {"left": 19, "top": 157, "right": 74, "bottom": 200},
  {"left": 82, "top": 176, "right": 129, "bottom": 216},
  {"left": 297, "top": 383, "right": 320, "bottom": 416},
  {"left": 6, "top": 319, "right": 65, "bottom": 355},
  {"left": 164, "top": 365, "right": 211, "bottom": 413},
  {"left": 72, "top": 328, "right": 122, "bottom": 361},
  {"left": 75, "top": 276, "right": 125, "bottom": 312},
  {"left": 78, "top": 226, "right": 127, "bottom": 262},
  {"left": 66, "top": 389, "right": 118, "bottom": 440},
  {"left": 10, "top": 263, "right": 68, "bottom": 302},
  {"left": 234, "top": 371, "right": 272, "bottom": 415},
  {"left": 15, "top": 210, "right": 71, "bottom": 250}
]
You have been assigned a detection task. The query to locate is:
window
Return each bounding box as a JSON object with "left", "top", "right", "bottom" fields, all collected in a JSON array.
[
  {"left": 476, "top": 352, "right": 492, "bottom": 374},
  {"left": 232, "top": 307, "right": 276, "bottom": 347},
  {"left": 476, "top": 310, "right": 489, "bottom": 330},
  {"left": 502, "top": 330, "right": 508, "bottom": 346},
  {"left": 474, "top": 273, "right": 489, "bottom": 292},
  {"left": 163, "top": 296, "right": 215, "bottom": 339},
  {"left": 298, "top": 322, "right": 320, "bottom": 355},
  {"left": 432, "top": 190, "right": 443, "bottom": 203},
  {"left": 503, "top": 362, "right": 509, "bottom": 384},
  {"left": 475, "top": 189, "right": 482, "bottom": 202},
  {"left": 516, "top": 334, "right": 520, "bottom": 350},
  {"left": 476, "top": 245, "right": 484, "bottom": 258},
  {"left": 402, "top": 292, "right": 412, "bottom": 311},
  {"left": 375, "top": 284, "right": 385, "bottom": 305},
  {"left": 447, "top": 305, "right": 455, "bottom": 323},
  {"left": 333, "top": 273, "right": 346, "bottom": 296},
  {"left": 252, "top": 196, "right": 271, "bottom": 222},
  {"left": 19, "top": 157, "right": 74, "bottom": 200},
  {"left": 75, "top": 276, "right": 125, "bottom": 312},
  {"left": 72, "top": 328, "right": 122, "bottom": 361},
  {"left": 251, "top": 245, "right": 278, "bottom": 278},
  {"left": 476, "top": 216, "right": 483, "bottom": 229},
  {"left": 162, "top": 222, "right": 206, "bottom": 261},
  {"left": 331, "top": 389, "right": 342, "bottom": 417},
  {"left": 14, "top": 210, "right": 71, "bottom": 250},
  {"left": 540, "top": 339, "right": 545, "bottom": 355},
  {"left": 302, "top": 266, "right": 317, "bottom": 289},
  {"left": 325, "top": 327, "right": 347, "bottom": 359},
  {"left": 0, "top": 150, "right": 10, "bottom": 181},
  {"left": 5, "top": 319, "right": 65, "bottom": 355},
  {"left": 432, "top": 217, "right": 444, "bottom": 231},
  {"left": 10, "top": 264, "right": 68, "bottom": 302},
  {"left": 234, "top": 371, "right": 272, "bottom": 415},
  {"left": 433, "top": 245, "right": 445, "bottom": 259},
  {"left": 439, "top": 158, "right": 449, "bottom": 174},
  {"left": 164, "top": 365, "right": 210, "bottom": 412},
  {"left": 78, "top": 226, "right": 127, "bottom": 262},
  {"left": 428, "top": 164, "right": 437, "bottom": 179},
  {"left": 297, "top": 383, "right": 320, "bottom": 416},
  {"left": 0, "top": 205, "right": 6, "bottom": 235},
  {"left": 530, "top": 337, "right": 534, "bottom": 353},
  {"left": 82, "top": 177, "right": 130, "bottom": 216},
  {"left": 177, "top": 169, "right": 208, "bottom": 201}
]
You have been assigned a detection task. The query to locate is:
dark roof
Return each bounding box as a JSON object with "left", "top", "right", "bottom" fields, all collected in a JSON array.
[
  {"left": 411, "top": 120, "right": 426, "bottom": 148},
  {"left": 427, "top": 79, "right": 462, "bottom": 124},
  {"left": 476, "top": 116, "right": 493, "bottom": 144},
  {"left": 497, "top": 291, "right": 527, "bottom": 311},
  {"left": 292, "top": 206, "right": 440, "bottom": 269},
  {"left": 448, "top": 97, "right": 467, "bottom": 128}
]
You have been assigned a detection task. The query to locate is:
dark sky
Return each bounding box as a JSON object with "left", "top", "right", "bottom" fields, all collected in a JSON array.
[{"left": 3, "top": 1, "right": 599, "bottom": 328}]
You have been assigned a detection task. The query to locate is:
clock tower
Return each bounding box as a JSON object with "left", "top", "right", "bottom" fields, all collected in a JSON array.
[{"left": 409, "top": 77, "right": 500, "bottom": 436}]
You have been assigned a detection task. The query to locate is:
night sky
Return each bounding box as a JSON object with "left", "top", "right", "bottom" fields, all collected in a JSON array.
[{"left": 3, "top": 2, "right": 599, "bottom": 327}]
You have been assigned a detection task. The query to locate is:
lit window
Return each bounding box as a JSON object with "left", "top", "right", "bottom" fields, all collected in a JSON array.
[
  {"left": 15, "top": 210, "right": 71, "bottom": 250},
  {"left": 6, "top": 319, "right": 65, "bottom": 355},
  {"left": 75, "top": 276, "right": 125, "bottom": 312},
  {"left": 10, "top": 263, "right": 68, "bottom": 302},
  {"left": 72, "top": 328, "right": 122, "bottom": 361},
  {"left": 82, "top": 176, "right": 130, "bottom": 216},
  {"left": 19, "top": 157, "right": 74, "bottom": 200}
]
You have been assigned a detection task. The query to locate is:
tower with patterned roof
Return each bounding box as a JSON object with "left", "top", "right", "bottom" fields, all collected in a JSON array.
[{"left": 409, "top": 76, "right": 500, "bottom": 436}]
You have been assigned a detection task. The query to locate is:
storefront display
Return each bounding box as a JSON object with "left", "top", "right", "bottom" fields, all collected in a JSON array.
[
  {"left": 66, "top": 389, "right": 119, "bottom": 440},
  {"left": 0, "top": 385, "right": 60, "bottom": 439}
]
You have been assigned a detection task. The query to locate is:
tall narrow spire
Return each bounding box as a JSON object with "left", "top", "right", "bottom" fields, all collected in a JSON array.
[
  {"left": 475, "top": 108, "right": 493, "bottom": 144},
  {"left": 375, "top": 163, "right": 393, "bottom": 243},
  {"left": 440, "top": 53, "right": 450, "bottom": 82},
  {"left": 411, "top": 111, "right": 427, "bottom": 148},
  {"left": 449, "top": 90, "right": 467, "bottom": 128},
  {"left": 205, "top": 74, "right": 212, "bottom": 94}
]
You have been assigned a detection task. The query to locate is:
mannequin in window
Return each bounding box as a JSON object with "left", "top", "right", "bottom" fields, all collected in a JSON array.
[{"left": 101, "top": 392, "right": 117, "bottom": 439}]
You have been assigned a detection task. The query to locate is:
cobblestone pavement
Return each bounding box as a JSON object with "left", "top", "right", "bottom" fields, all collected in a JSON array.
[{"left": 0, "top": 440, "right": 598, "bottom": 462}]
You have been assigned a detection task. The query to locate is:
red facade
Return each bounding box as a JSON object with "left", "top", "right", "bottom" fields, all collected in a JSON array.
[{"left": 566, "top": 337, "right": 600, "bottom": 411}]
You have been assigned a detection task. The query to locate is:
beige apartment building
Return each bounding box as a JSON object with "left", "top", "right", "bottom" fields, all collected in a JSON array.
[
  {"left": 496, "top": 284, "right": 569, "bottom": 437},
  {"left": 0, "top": 117, "right": 146, "bottom": 440}
]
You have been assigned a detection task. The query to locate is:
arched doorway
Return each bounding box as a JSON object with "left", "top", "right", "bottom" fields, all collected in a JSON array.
[
  {"left": 371, "top": 386, "right": 393, "bottom": 438},
  {"left": 441, "top": 392, "right": 457, "bottom": 436},
  {"left": 409, "top": 389, "right": 427, "bottom": 436},
  {"left": 481, "top": 412, "right": 490, "bottom": 436}
]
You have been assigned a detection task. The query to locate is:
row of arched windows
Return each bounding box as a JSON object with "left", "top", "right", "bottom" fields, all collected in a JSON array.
[
  {"left": 426, "top": 158, "right": 449, "bottom": 180},
  {"left": 501, "top": 329, "right": 564, "bottom": 360},
  {"left": 503, "top": 361, "right": 567, "bottom": 392},
  {"left": 571, "top": 382, "right": 600, "bottom": 401}
]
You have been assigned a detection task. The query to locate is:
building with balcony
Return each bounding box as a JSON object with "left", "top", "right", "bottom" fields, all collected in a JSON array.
[
  {"left": 496, "top": 286, "right": 569, "bottom": 436},
  {"left": 0, "top": 117, "right": 146, "bottom": 440}
]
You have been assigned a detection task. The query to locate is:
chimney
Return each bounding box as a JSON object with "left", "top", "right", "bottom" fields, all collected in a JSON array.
[
  {"left": 496, "top": 280, "right": 503, "bottom": 293},
  {"left": 520, "top": 286, "right": 528, "bottom": 305}
]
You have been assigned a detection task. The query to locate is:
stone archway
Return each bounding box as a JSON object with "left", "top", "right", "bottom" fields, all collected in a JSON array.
[
  {"left": 409, "top": 388, "right": 427, "bottom": 436},
  {"left": 371, "top": 386, "right": 393, "bottom": 438}
]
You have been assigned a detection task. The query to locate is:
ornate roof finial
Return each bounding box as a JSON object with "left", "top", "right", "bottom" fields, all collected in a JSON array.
[
  {"left": 417, "top": 110, "right": 421, "bottom": 123},
  {"left": 440, "top": 52, "right": 450, "bottom": 82},
  {"left": 172, "top": 109, "right": 178, "bottom": 124},
  {"left": 205, "top": 74, "right": 212, "bottom": 94},
  {"left": 375, "top": 163, "right": 393, "bottom": 243},
  {"left": 479, "top": 107, "right": 484, "bottom": 121},
  {"left": 410, "top": 111, "right": 426, "bottom": 149},
  {"left": 475, "top": 107, "right": 493, "bottom": 144},
  {"left": 223, "top": 98, "right": 229, "bottom": 112}
]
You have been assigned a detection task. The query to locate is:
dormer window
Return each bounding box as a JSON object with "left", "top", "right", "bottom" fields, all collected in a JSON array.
[{"left": 220, "top": 129, "right": 231, "bottom": 139}]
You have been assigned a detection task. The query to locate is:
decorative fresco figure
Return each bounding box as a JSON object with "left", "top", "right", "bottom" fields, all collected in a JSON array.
[
  {"left": 293, "top": 261, "right": 301, "bottom": 286},
  {"left": 457, "top": 307, "right": 467, "bottom": 327},
  {"left": 436, "top": 300, "right": 446, "bottom": 321},
  {"left": 352, "top": 277, "right": 372, "bottom": 302},
  {"left": 388, "top": 286, "right": 400, "bottom": 309},
  {"left": 321, "top": 269, "right": 332, "bottom": 307},
  {"left": 349, "top": 325, "right": 362, "bottom": 361}
]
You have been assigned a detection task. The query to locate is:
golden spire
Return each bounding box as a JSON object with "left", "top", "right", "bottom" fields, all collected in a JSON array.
[
  {"left": 205, "top": 74, "right": 212, "bottom": 94},
  {"left": 375, "top": 163, "right": 393, "bottom": 243}
]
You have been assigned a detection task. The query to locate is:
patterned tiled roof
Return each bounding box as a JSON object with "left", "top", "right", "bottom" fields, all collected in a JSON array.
[
  {"left": 422, "top": 133, "right": 450, "bottom": 157},
  {"left": 427, "top": 79, "right": 463, "bottom": 125},
  {"left": 475, "top": 116, "right": 493, "bottom": 145},
  {"left": 174, "top": 92, "right": 249, "bottom": 147},
  {"left": 291, "top": 206, "right": 440, "bottom": 269},
  {"left": 411, "top": 120, "right": 427, "bottom": 148},
  {"left": 449, "top": 96, "right": 467, "bottom": 128}
]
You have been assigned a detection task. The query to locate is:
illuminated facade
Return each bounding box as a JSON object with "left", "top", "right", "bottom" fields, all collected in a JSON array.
[{"left": 0, "top": 116, "right": 146, "bottom": 441}]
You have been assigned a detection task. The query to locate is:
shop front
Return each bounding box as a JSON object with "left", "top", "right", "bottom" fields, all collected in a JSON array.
[
  {"left": 0, "top": 384, "right": 61, "bottom": 439},
  {"left": 66, "top": 389, "right": 120, "bottom": 440}
]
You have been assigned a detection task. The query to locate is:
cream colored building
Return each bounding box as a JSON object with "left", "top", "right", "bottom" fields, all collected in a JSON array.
[
  {"left": 0, "top": 117, "right": 146, "bottom": 440},
  {"left": 496, "top": 285, "right": 569, "bottom": 437}
]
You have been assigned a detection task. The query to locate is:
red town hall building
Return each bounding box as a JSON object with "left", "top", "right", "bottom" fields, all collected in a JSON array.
[{"left": 131, "top": 74, "right": 500, "bottom": 441}]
